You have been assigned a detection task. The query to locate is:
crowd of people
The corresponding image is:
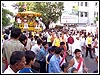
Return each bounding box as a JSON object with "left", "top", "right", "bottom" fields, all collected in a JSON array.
[{"left": 2, "top": 26, "right": 98, "bottom": 73}]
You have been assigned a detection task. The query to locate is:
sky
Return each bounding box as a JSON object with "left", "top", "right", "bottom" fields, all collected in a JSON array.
[{"left": 1, "top": 1, "right": 18, "bottom": 15}]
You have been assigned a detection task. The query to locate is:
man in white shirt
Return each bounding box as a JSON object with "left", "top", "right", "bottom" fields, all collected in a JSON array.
[
  {"left": 3, "top": 51, "right": 26, "bottom": 74},
  {"left": 68, "top": 49, "right": 88, "bottom": 73},
  {"left": 4, "top": 65, "right": 15, "bottom": 73},
  {"left": 25, "top": 38, "right": 32, "bottom": 50},
  {"left": 31, "top": 38, "right": 42, "bottom": 60},
  {"left": 72, "top": 36, "right": 81, "bottom": 56}
]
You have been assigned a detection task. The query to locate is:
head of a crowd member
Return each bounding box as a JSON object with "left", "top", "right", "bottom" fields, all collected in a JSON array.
[
  {"left": 42, "top": 36, "right": 47, "bottom": 42},
  {"left": 19, "top": 34, "right": 27, "bottom": 46},
  {"left": 10, "top": 51, "right": 26, "bottom": 73},
  {"left": 5, "top": 29, "right": 10, "bottom": 35},
  {"left": 71, "top": 67, "right": 78, "bottom": 73},
  {"left": 31, "top": 61, "right": 40, "bottom": 73},
  {"left": 61, "top": 63, "right": 69, "bottom": 73},
  {"left": 88, "top": 33, "right": 91, "bottom": 37},
  {"left": 81, "top": 34, "right": 84, "bottom": 38},
  {"left": 9, "top": 27, "right": 12, "bottom": 31},
  {"left": 48, "top": 47, "right": 52, "bottom": 54},
  {"left": 69, "top": 33, "right": 71, "bottom": 36},
  {"left": 74, "top": 49, "right": 81, "bottom": 59},
  {"left": 37, "top": 38, "right": 43, "bottom": 46},
  {"left": 42, "top": 42, "right": 49, "bottom": 49},
  {"left": 60, "top": 33, "right": 64, "bottom": 38},
  {"left": 60, "top": 47, "right": 64, "bottom": 57},
  {"left": 3, "top": 35, "right": 8, "bottom": 40},
  {"left": 51, "top": 31, "right": 55, "bottom": 37},
  {"left": 28, "top": 34, "right": 33, "bottom": 41},
  {"left": 23, "top": 31, "right": 26, "bottom": 34},
  {"left": 76, "top": 36, "right": 79, "bottom": 40},
  {"left": 48, "top": 31, "right": 52, "bottom": 35},
  {"left": 55, "top": 47, "right": 62, "bottom": 55},
  {"left": 10, "top": 28, "right": 22, "bottom": 39},
  {"left": 49, "top": 46, "right": 55, "bottom": 55},
  {"left": 60, "top": 42, "right": 65, "bottom": 48},
  {"left": 29, "top": 31, "right": 32, "bottom": 35},
  {"left": 25, "top": 51, "right": 36, "bottom": 66},
  {"left": 34, "top": 35, "right": 38, "bottom": 41}
]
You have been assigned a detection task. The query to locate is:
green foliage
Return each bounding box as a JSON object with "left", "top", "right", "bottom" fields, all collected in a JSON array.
[
  {"left": 13, "top": 2, "right": 64, "bottom": 29},
  {"left": 13, "top": 21, "right": 19, "bottom": 28},
  {"left": 34, "top": 2, "right": 64, "bottom": 29},
  {"left": 14, "top": 2, "right": 64, "bottom": 28},
  {"left": 94, "top": 16, "right": 98, "bottom": 24},
  {"left": 96, "top": 16, "right": 98, "bottom": 21},
  {"left": 2, "top": 8, "right": 14, "bottom": 27},
  {"left": 13, "top": 2, "right": 35, "bottom": 12},
  {"left": 94, "top": 20, "right": 96, "bottom": 23}
]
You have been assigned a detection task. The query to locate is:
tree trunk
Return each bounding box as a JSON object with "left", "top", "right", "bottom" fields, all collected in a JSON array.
[{"left": 44, "top": 20, "right": 50, "bottom": 29}]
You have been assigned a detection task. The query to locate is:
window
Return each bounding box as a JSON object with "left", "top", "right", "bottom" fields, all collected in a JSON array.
[
  {"left": 84, "top": 12, "right": 88, "bottom": 17},
  {"left": 78, "top": 2, "right": 79, "bottom": 6},
  {"left": 97, "top": 12, "right": 98, "bottom": 16},
  {"left": 81, "top": 2, "right": 83, "bottom": 6},
  {"left": 80, "top": 12, "right": 83, "bottom": 17},
  {"left": 94, "top": 12, "right": 96, "bottom": 16},
  {"left": 85, "top": 2, "right": 87, "bottom": 6},
  {"left": 95, "top": 2, "right": 97, "bottom": 6}
]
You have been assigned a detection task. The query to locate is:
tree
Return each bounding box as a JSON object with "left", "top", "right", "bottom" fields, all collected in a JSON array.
[
  {"left": 96, "top": 16, "right": 98, "bottom": 21},
  {"left": 2, "top": 8, "right": 14, "bottom": 27},
  {"left": 2, "top": 3, "right": 14, "bottom": 27},
  {"left": 12, "top": 2, "right": 64, "bottom": 29},
  {"left": 33, "top": 2, "right": 64, "bottom": 29},
  {"left": 94, "top": 16, "right": 98, "bottom": 24},
  {"left": 12, "top": 2, "right": 35, "bottom": 12}
]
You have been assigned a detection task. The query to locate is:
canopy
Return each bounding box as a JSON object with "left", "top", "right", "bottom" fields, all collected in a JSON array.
[{"left": 16, "top": 11, "right": 41, "bottom": 17}]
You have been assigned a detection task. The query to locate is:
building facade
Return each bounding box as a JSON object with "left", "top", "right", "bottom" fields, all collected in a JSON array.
[
  {"left": 94, "top": 1, "right": 99, "bottom": 27},
  {"left": 61, "top": 1, "right": 99, "bottom": 27}
]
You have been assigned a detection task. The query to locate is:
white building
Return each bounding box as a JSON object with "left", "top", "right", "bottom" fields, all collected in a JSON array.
[
  {"left": 61, "top": 1, "right": 99, "bottom": 27},
  {"left": 94, "top": 1, "right": 99, "bottom": 18},
  {"left": 78, "top": 1, "right": 95, "bottom": 25},
  {"left": 94, "top": 1, "right": 99, "bottom": 27},
  {"left": 61, "top": 2, "right": 78, "bottom": 24}
]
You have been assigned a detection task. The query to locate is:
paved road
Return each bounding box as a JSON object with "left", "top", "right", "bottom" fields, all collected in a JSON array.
[
  {"left": 84, "top": 56, "right": 98, "bottom": 73},
  {"left": 66, "top": 52, "right": 98, "bottom": 73}
]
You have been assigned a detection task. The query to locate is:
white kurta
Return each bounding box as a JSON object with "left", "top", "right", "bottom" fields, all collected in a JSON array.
[{"left": 72, "top": 39, "right": 82, "bottom": 56}]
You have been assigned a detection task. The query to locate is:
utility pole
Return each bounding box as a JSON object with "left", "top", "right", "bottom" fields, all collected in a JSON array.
[{"left": 77, "top": 2, "right": 79, "bottom": 26}]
